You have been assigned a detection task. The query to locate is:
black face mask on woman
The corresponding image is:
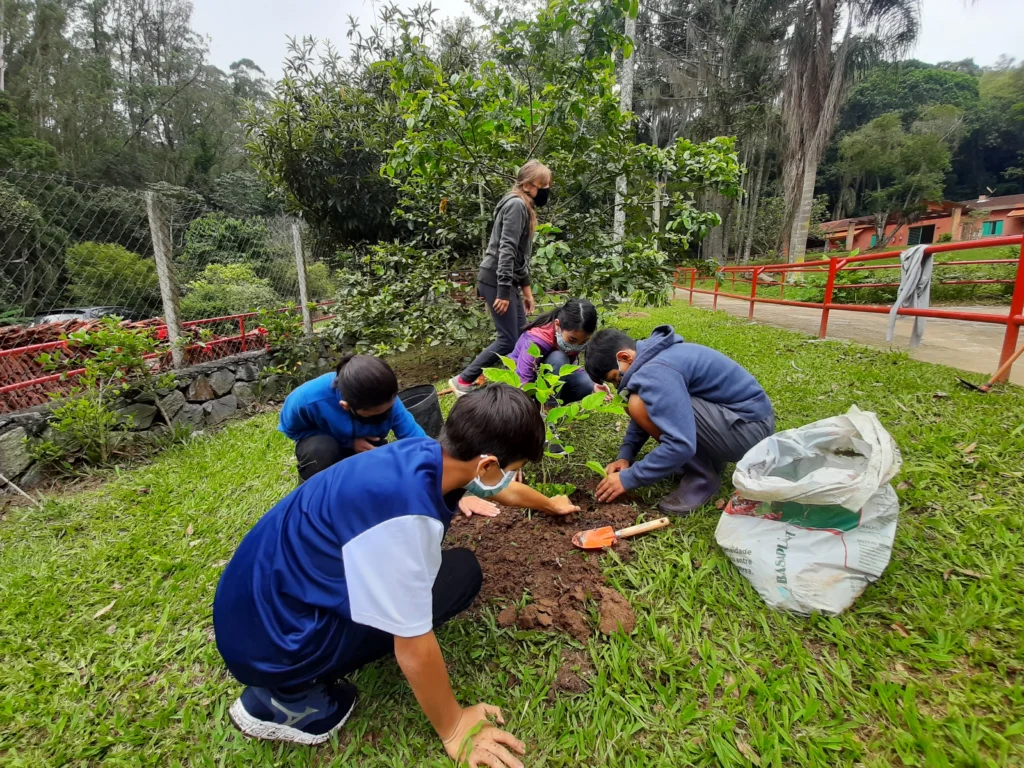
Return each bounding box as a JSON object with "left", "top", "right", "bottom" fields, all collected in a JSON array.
[
  {"left": 352, "top": 408, "right": 392, "bottom": 425},
  {"left": 533, "top": 187, "right": 550, "bottom": 207}
]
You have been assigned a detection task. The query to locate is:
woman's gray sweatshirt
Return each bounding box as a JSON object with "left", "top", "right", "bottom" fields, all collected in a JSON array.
[{"left": 478, "top": 193, "right": 532, "bottom": 300}]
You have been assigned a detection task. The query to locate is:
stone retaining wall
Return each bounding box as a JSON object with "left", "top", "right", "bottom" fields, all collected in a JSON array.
[{"left": 0, "top": 341, "right": 337, "bottom": 492}]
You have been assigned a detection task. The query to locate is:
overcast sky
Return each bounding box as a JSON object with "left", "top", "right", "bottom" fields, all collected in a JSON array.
[{"left": 192, "top": 0, "right": 1022, "bottom": 81}]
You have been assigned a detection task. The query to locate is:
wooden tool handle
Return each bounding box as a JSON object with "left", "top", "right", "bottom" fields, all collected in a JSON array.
[
  {"left": 616, "top": 517, "right": 671, "bottom": 539},
  {"left": 986, "top": 342, "right": 1024, "bottom": 386}
]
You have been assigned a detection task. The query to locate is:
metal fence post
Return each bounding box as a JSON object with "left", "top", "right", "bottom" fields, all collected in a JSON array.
[
  {"left": 689, "top": 269, "right": 696, "bottom": 306},
  {"left": 818, "top": 256, "right": 839, "bottom": 339},
  {"left": 713, "top": 270, "right": 721, "bottom": 310},
  {"left": 748, "top": 268, "right": 760, "bottom": 322},
  {"left": 146, "top": 191, "right": 184, "bottom": 368},
  {"left": 292, "top": 222, "right": 314, "bottom": 337},
  {"left": 995, "top": 238, "right": 1024, "bottom": 382}
]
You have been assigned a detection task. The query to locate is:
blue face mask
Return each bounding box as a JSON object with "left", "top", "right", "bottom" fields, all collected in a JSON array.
[
  {"left": 555, "top": 326, "right": 587, "bottom": 354},
  {"left": 465, "top": 457, "right": 516, "bottom": 498}
]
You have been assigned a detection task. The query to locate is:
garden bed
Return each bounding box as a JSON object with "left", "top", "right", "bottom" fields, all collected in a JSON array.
[{"left": 448, "top": 482, "right": 644, "bottom": 643}]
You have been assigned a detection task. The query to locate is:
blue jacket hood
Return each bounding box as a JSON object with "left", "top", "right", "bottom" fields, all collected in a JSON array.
[{"left": 619, "top": 325, "right": 682, "bottom": 393}]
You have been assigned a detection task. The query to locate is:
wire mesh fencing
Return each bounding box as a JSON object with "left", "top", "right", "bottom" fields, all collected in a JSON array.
[{"left": 0, "top": 169, "right": 338, "bottom": 413}]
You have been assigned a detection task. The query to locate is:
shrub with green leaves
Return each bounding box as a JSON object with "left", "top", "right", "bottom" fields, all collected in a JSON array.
[
  {"left": 65, "top": 242, "right": 161, "bottom": 314},
  {"left": 179, "top": 213, "right": 275, "bottom": 278},
  {"left": 32, "top": 317, "right": 176, "bottom": 468},
  {"left": 326, "top": 243, "right": 485, "bottom": 354},
  {"left": 180, "top": 263, "right": 282, "bottom": 320}
]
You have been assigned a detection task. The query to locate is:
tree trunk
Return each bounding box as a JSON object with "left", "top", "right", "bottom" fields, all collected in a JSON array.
[
  {"left": 788, "top": 155, "right": 817, "bottom": 263},
  {"left": 742, "top": 143, "right": 766, "bottom": 265},
  {"left": 613, "top": 12, "right": 636, "bottom": 246},
  {"left": 653, "top": 173, "right": 663, "bottom": 241},
  {"left": 0, "top": 0, "right": 6, "bottom": 92},
  {"left": 722, "top": 196, "right": 736, "bottom": 263}
]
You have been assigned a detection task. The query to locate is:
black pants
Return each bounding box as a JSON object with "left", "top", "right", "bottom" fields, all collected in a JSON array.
[
  {"left": 459, "top": 281, "right": 526, "bottom": 383},
  {"left": 295, "top": 435, "right": 385, "bottom": 482},
  {"left": 265, "top": 548, "right": 482, "bottom": 693},
  {"left": 544, "top": 350, "right": 596, "bottom": 403}
]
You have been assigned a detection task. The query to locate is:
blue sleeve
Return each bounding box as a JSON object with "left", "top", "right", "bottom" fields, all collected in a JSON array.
[
  {"left": 390, "top": 398, "right": 427, "bottom": 440},
  {"left": 617, "top": 420, "right": 650, "bottom": 463},
  {"left": 278, "top": 394, "right": 308, "bottom": 440},
  {"left": 618, "top": 364, "right": 696, "bottom": 490}
]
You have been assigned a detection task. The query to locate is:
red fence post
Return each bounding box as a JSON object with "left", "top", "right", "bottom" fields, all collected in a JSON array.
[
  {"left": 996, "top": 238, "right": 1024, "bottom": 382},
  {"left": 748, "top": 267, "right": 760, "bottom": 322},
  {"left": 819, "top": 257, "right": 839, "bottom": 339},
  {"left": 689, "top": 269, "right": 696, "bottom": 306},
  {"left": 240, "top": 317, "right": 247, "bottom": 353},
  {"left": 713, "top": 270, "right": 721, "bottom": 310},
  {"left": 779, "top": 271, "right": 785, "bottom": 301}
]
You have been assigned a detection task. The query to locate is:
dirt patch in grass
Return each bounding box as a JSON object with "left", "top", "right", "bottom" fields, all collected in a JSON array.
[
  {"left": 387, "top": 346, "right": 471, "bottom": 390},
  {"left": 552, "top": 649, "right": 594, "bottom": 697},
  {"left": 448, "top": 486, "right": 644, "bottom": 642}
]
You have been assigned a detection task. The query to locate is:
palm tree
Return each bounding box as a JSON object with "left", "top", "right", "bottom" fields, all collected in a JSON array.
[{"left": 782, "top": 0, "right": 919, "bottom": 263}]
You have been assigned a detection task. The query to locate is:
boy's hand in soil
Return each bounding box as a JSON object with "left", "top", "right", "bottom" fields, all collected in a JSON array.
[
  {"left": 596, "top": 472, "right": 627, "bottom": 503},
  {"left": 490, "top": 482, "right": 580, "bottom": 516},
  {"left": 353, "top": 438, "right": 379, "bottom": 453},
  {"left": 442, "top": 705, "right": 525, "bottom": 768},
  {"left": 546, "top": 494, "right": 580, "bottom": 516},
  {"left": 605, "top": 458, "right": 630, "bottom": 475},
  {"left": 458, "top": 495, "right": 501, "bottom": 518}
]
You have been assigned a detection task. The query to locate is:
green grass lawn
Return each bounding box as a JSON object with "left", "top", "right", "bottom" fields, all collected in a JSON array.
[{"left": 2, "top": 303, "right": 1023, "bottom": 767}]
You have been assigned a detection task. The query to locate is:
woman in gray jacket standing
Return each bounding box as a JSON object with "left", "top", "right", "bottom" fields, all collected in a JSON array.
[{"left": 450, "top": 160, "right": 552, "bottom": 396}]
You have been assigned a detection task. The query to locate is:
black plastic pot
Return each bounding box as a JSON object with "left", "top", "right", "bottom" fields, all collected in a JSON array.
[{"left": 398, "top": 384, "right": 444, "bottom": 439}]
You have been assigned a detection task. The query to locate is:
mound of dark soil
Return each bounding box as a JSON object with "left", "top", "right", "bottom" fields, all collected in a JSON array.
[{"left": 447, "top": 487, "right": 645, "bottom": 642}]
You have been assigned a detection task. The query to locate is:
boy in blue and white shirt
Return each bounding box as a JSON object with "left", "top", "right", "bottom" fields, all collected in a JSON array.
[{"left": 214, "top": 384, "right": 575, "bottom": 767}]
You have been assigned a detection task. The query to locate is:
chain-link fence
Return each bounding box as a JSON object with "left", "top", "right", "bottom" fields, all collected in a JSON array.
[{"left": 0, "top": 169, "right": 337, "bottom": 413}]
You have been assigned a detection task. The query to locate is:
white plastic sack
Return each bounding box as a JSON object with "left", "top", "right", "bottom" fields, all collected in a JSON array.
[{"left": 715, "top": 406, "right": 902, "bottom": 615}]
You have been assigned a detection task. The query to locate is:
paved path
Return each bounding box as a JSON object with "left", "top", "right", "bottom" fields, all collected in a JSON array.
[{"left": 674, "top": 290, "right": 1023, "bottom": 386}]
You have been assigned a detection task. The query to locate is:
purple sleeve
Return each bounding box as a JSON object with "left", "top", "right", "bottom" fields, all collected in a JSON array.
[{"left": 513, "top": 333, "right": 541, "bottom": 383}]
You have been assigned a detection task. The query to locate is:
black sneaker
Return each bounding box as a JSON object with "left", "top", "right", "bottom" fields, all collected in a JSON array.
[{"left": 228, "top": 681, "right": 357, "bottom": 745}]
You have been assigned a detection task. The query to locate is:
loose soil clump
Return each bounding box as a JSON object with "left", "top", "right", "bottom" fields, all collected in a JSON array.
[{"left": 448, "top": 486, "right": 644, "bottom": 642}]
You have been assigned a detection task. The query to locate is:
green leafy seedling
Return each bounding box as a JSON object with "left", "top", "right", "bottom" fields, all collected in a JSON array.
[{"left": 586, "top": 461, "right": 608, "bottom": 479}]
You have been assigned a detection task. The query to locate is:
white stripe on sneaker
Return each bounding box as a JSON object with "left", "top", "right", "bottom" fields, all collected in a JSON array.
[{"left": 228, "top": 696, "right": 355, "bottom": 746}]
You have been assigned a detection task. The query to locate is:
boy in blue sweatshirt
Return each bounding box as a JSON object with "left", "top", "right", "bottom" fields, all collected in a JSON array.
[
  {"left": 279, "top": 354, "right": 426, "bottom": 481},
  {"left": 585, "top": 325, "right": 775, "bottom": 516},
  {"left": 215, "top": 384, "right": 575, "bottom": 765}
]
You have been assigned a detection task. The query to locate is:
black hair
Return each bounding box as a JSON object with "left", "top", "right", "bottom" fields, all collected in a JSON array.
[
  {"left": 333, "top": 354, "right": 398, "bottom": 411},
  {"left": 523, "top": 297, "right": 597, "bottom": 334},
  {"left": 583, "top": 329, "right": 636, "bottom": 382},
  {"left": 440, "top": 384, "right": 545, "bottom": 466}
]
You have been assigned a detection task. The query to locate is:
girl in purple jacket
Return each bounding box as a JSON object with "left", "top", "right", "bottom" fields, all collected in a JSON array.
[{"left": 510, "top": 298, "right": 607, "bottom": 403}]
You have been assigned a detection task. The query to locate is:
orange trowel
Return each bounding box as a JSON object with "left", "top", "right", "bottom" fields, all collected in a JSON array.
[{"left": 572, "top": 517, "right": 671, "bottom": 550}]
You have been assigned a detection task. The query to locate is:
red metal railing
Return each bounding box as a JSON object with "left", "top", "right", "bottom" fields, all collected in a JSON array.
[
  {"left": 674, "top": 235, "right": 1024, "bottom": 383},
  {"left": 0, "top": 301, "right": 337, "bottom": 413}
]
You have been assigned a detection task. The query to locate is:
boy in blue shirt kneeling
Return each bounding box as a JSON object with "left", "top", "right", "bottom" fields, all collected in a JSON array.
[
  {"left": 586, "top": 326, "right": 775, "bottom": 516},
  {"left": 214, "top": 384, "right": 569, "bottom": 767},
  {"left": 279, "top": 354, "right": 426, "bottom": 481}
]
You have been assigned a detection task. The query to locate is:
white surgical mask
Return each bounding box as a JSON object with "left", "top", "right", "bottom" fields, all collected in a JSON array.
[{"left": 464, "top": 457, "right": 516, "bottom": 498}]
